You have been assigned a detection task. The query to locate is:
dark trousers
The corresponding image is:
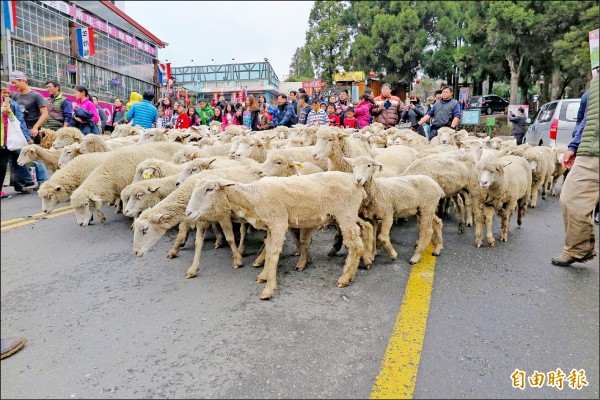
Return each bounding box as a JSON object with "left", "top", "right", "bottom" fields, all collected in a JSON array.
[
  {"left": 0, "top": 147, "right": 34, "bottom": 191},
  {"left": 514, "top": 134, "right": 524, "bottom": 145}
]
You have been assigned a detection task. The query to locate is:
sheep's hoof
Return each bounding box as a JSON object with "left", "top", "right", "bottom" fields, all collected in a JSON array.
[
  {"left": 294, "top": 252, "right": 301, "bottom": 256},
  {"left": 432, "top": 250, "right": 441, "bottom": 256},
  {"left": 256, "top": 276, "right": 267, "bottom": 284},
  {"left": 475, "top": 240, "right": 482, "bottom": 248},
  {"left": 185, "top": 272, "right": 196, "bottom": 279},
  {"left": 259, "top": 292, "right": 273, "bottom": 300},
  {"left": 500, "top": 236, "right": 507, "bottom": 242},
  {"left": 327, "top": 249, "right": 338, "bottom": 257},
  {"left": 100, "top": 218, "right": 106, "bottom": 224},
  {"left": 466, "top": 221, "right": 473, "bottom": 227},
  {"left": 458, "top": 223, "right": 465, "bottom": 234},
  {"left": 252, "top": 262, "right": 263, "bottom": 268},
  {"left": 551, "top": 192, "right": 556, "bottom": 196},
  {"left": 542, "top": 195, "right": 546, "bottom": 200},
  {"left": 336, "top": 281, "right": 349, "bottom": 288},
  {"left": 409, "top": 259, "right": 418, "bottom": 265},
  {"left": 488, "top": 240, "right": 495, "bottom": 247},
  {"left": 167, "top": 251, "right": 177, "bottom": 259},
  {"left": 232, "top": 263, "right": 243, "bottom": 269}
]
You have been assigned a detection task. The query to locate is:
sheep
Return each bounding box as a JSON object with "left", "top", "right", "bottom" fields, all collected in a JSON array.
[
  {"left": 183, "top": 171, "right": 370, "bottom": 299},
  {"left": 460, "top": 138, "right": 502, "bottom": 162},
  {"left": 346, "top": 156, "right": 444, "bottom": 264},
  {"left": 234, "top": 136, "right": 328, "bottom": 170},
  {"left": 122, "top": 175, "right": 179, "bottom": 218},
  {"left": 79, "top": 134, "right": 130, "bottom": 154},
  {"left": 175, "top": 156, "right": 260, "bottom": 186},
  {"left": 132, "top": 168, "right": 261, "bottom": 272},
  {"left": 57, "top": 143, "right": 84, "bottom": 168},
  {"left": 476, "top": 155, "right": 532, "bottom": 247},
  {"left": 134, "top": 128, "right": 170, "bottom": 144},
  {"left": 401, "top": 151, "right": 482, "bottom": 235},
  {"left": 369, "top": 135, "right": 387, "bottom": 149},
  {"left": 37, "top": 152, "right": 108, "bottom": 213},
  {"left": 172, "top": 146, "right": 211, "bottom": 164},
  {"left": 489, "top": 137, "right": 516, "bottom": 150},
  {"left": 258, "top": 151, "right": 324, "bottom": 178},
  {"left": 110, "top": 122, "right": 144, "bottom": 138},
  {"left": 385, "top": 128, "right": 429, "bottom": 148},
  {"left": 430, "top": 127, "right": 463, "bottom": 146},
  {"left": 133, "top": 158, "right": 188, "bottom": 183},
  {"left": 523, "top": 146, "right": 555, "bottom": 207},
  {"left": 52, "top": 127, "right": 85, "bottom": 149},
  {"left": 209, "top": 120, "right": 223, "bottom": 135},
  {"left": 39, "top": 128, "right": 57, "bottom": 149},
  {"left": 70, "top": 142, "right": 184, "bottom": 226},
  {"left": 17, "top": 145, "right": 60, "bottom": 172},
  {"left": 372, "top": 145, "right": 420, "bottom": 177},
  {"left": 311, "top": 128, "right": 372, "bottom": 172},
  {"left": 549, "top": 145, "right": 570, "bottom": 196}
]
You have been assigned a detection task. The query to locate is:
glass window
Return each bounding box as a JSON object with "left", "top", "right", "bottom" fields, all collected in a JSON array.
[
  {"left": 560, "top": 101, "right": 581, "bottom": 122},
  {"left": 537, "top": 102, "right": 557, "bottom": 123}
]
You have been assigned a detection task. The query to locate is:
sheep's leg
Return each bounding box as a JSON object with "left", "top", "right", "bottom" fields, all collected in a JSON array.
[
  {"left": 255, "top": 235, "right": 269, "bottom": 283},
  {"left": 541, "top": 177, "right": 548, "bottom": 200},
  {"left": 184, "top": 222, "right": 209, "bottom": 279},
  {"left": 499, "top": 204, "right": 515, "bottom": 242},
  {"left": 410, "top": 213, "right": 435, "bottom": 265},
  {"left": 260, "top": 227, "right": 287, "bottom": 300},
  {"left": 253, "top": 241, "right": 266, "bottom": 267},
  {"left": 452, "top": 195, "right": 465, "bottom": 234},
  {"left": 328, "top": 225, "right": 344, "bottom": 257},
  {"left": 550, "top": 175, "right": 560, "bottom": 196},
  {"left": 484, "top": 207, "right": 495, "bottom": 247},
  {"left": 290, "top": 228, "right": 301, "bottom": 256},
  {"left": 336, "top": 222, "right": 364, "bottom": 288},
  {"left": 378, "top": 215, "right": 397, "bottom": 261},
  {"left": 294, "top": 228, "right": 315, "bottom": 271},
  {"left": 357, "top": 218, "right": 374, "bottom": 268},
  {"left": 372, "top": 219, "right": 381, "bottom": 258},
  {"left": 218, "top": 219, "right": 243, "bottom": 268},
  {"left": 517, "top": 197, "right": 527, "bottom": 226},
  {"left": 463, "top": 192, "right": 473, "bottom": 227},
  {"left": 167, "top": 222, "right": 191, "bottom": 259},
  {"left": 530, "top": 181, "right": 541, "bottom": 208},
  {"left": 237, "top": 222, "right": 247, "bottom": 256},
  {"left": 212, "top": 222, "right": 224, "bottom": 248},
  {"left": 96, "top": 209, "right": 106, "bottom": 224},
  {"left": 431, "top": 215, "right": 444, "bottom": 256}
]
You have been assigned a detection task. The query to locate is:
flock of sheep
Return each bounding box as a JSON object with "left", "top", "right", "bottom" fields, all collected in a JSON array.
[{"left": 16, "top": 121, "right": 569, "bottom": 299}]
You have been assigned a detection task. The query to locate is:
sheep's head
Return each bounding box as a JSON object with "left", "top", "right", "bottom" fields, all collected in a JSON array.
[
  {"left": 312, "top": 130, "right": 347, "bottom": 161},
  {"left": 123, "top": 182, "right": 161, "bottom": 218},
  {"left": 17, "top": 145, "right": 36, "bottom": 166},
  {"left": 234, "top": 137, "right": 262, "bottom": 160},
  {"left": 52, "top": 128, "right": 84, "bottom": 149},
  {"left": 477, "top": 158, "right": 511, "bottom": 189},
  {"left": 70, "top": 190, "right": 103, "bottom": 227},
  {"left": 344, "top": 156, "right": 381, "bottom": 186},
  {"left": 38, "top": 182, "right": 67, "bottom": 213},
  {"left": 172, "top": 148, "right": 203, "bottom": 164},
  {"left": 437, "top": 127, "right": 457, "bottom": 145},
  {"left": 209, "top": 121, "right": 223, "bottom": 135},
  {"left": 58, "top": 143, "right": 81, "bottom": 168},
  {"left": 176, "top": 158, "right": 217, "bottom": 186},
  {"left": 461, "top": 139, "right": 485, "bottom": 162},
  {"left": 137, "top": 128, "right": 169, "bottom": 144},
  {"left": 132, "top": 214, "right": 169, "bottom": 257},
  {"left": 259, "top": 153, "right": 299, "bottom": 177},
  {"left": 185, "top": 179, "right": 234, "bottom": 221}
]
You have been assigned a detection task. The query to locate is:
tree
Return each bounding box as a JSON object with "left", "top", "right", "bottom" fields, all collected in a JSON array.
[
  {"left": 288, "top": 46, "right": 315, "bottom": 81},
  {"left": 306, "top": 1, "right": 351, "bottom": 85}
]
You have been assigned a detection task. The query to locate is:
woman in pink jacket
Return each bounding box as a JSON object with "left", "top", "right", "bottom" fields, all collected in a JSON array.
[
  {"left": 221, "top": 102, "right": 239, "bottom": 130},
  {"left": 72, "top": 85, "right": 100, "bottom": 134},
  {"left": 354, "top": 93, "right": 373, "bottom": 128}
]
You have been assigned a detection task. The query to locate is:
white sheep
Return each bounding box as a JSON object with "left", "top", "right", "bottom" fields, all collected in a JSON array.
[
  {"left": 134, "top": 128, "right": 170, "bottom": 144},
  {"left": 372, "top": 145, "right": 420, "bottom": 177},
  {"left": 523, "top": 146, "right": 555, "bottom": 207},
  {"left": 549, "top": 145, "right": 570, "bottom": 196},
  {"left": 311, "top": 128, "right": 372, "bottom": 172},
  {"left": 346, "top": 156, "right": 444, "bottom": 264},
  {"left": 52, "top": 127, "right": 85, "bottom": 149},
  {"left": 258, "top": 151, "right": 324, "bottom": 178},
  {"left": 175, "top": 156, "right": 260, "bottom": 186},
  {"left": 57, "top": 142, "right": 84, "bottom": 168},
  {"left": 70, "top": 142, "right": 184, "bottom": 226},
  {"left": 132, "top": 158, "right": 186, "bottom": 183},
  {"left": 184, "top": 171, "right": 370, "bottom": 299},
  {"left": 37, "top": 152, "right": 108, "bottom": 213},
  {"left": 110, "top": 122, "right": 144, "bottom": 138},
  {"left": 17, "top": 145, "right": 60, "bottom": 172},
  {"left": 476, "top": 155, "right": 532, "bottom": 247}
]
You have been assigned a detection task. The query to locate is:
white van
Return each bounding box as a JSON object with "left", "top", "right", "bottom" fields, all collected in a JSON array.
[{"left": 525, "top": 99, "right": 582, "bottom": 147}]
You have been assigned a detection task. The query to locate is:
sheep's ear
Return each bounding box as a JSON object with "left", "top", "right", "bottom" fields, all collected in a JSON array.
[
  {"left": 90, "top": 194, "right": 102, "bottom": 203},
  {"left": 54, "top": 185, "right": 62, "bottom": 192},
  {"left": 206, "top": 158, "right": 217, "bottom": 167},
  {"left": 217, "top": 180, "right": 235, "bottom": 189},
  {"left": 342, "top": 156, "right": 354, "bottom": 165},
  {"left": 162, "top": 129, "right": 169, "bottom": 134},
  {"left": 337, "top": 131, "right": 349, "bottom": 138},
  {"left": 293, "top": 161, "right": 304, "bottom": 169},
  {"left": 150, "top": 212, "right": 171, "bottom": 223},
  {"left": 372, "top": 160, "right": 383, "bottom": 171},
  {"left": 501, "top": 160, "right": 513, "bottom": 168},
  {"left": 148, "top": 185, "right": 160, "bottom": 193}
]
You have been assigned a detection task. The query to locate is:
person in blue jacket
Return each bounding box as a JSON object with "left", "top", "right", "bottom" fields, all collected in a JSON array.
[
  {"left": 274, "top": 93, "right": 297, "bottom": 127},
  {"left": 1, "top": 83, "right": 35, "bottom": 195},
  {"left": 125, "top": 90, "right": 158, "bottom": 129}
]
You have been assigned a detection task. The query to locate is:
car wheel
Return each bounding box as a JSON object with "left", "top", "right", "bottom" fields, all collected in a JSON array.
[{"left": 486, "top": 107, "right": 492, "bottom": 115}]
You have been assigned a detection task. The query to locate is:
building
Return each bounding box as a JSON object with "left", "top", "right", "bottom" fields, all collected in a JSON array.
[
  {"left": 1, "top": 0, "right": 165, "bottom": 113},
  {"left": 171, "top": 61, "right": 280, "bottom": 104}
]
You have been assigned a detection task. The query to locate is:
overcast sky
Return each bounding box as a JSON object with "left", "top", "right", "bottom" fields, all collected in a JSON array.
[{"left": 124, "top": 1, "right": 314, "bottom": 80}]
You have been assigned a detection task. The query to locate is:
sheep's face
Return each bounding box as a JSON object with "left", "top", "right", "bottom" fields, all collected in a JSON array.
[
  {"left": 478, "top": 161, "right": 506, "bottom": 189},
  {"left": 312, "top": 133, "right": 338, "bottom": 161},
  {"left": 437, "top": 128, "right": 456, "bottom": 145},
  {"left": 58, "top": 144, "right": 80, "bottom": 168},
  {"left": 462, "top": 140, "right": 484, "bottom": 162},
  {"left": 39, "top": 183, "right": 64, "bottom": 213},
  {"left": 123, "top": 184, "right": 160, "bottom": 217},
  {"left": 72, "top": 193, "right": 102, "bottom": 227},
  {"left": 234, "top": 138, "right": 260, "bottom": 160},
  {"left": 132, "top": 217, "right": 167, "bottom": 257},
  {"left": 347, "top": 156, "right": 380, "bottom": 186},
  {"left": 17, "top": 146, "right": 34, "bottom": 166},
  {"left": 259, "top": 156, "right": 294, "bottom": 177},
  {"left": 185, "top": 179, "right": 230, "bottom": 221},
  {"left": 210, "top": 122, "right": 222, "bottom": 135},
  {"left": 52, "top": 136, "right": 75, "bottom": 149},
  {"left": 176, "top": 159, "right": 213, "bottom": 186}
]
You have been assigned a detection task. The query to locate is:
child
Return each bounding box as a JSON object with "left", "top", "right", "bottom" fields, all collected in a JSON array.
[
  {"left": 326, "top": 104, "right": 340, "bottom": 127},
  {"left": 306, "top": 100, "right": 329, "bottom": 126},
  {"left": 342, "top": 107, "right": 359, "bottom": 129},
  {"left": 174, "top": 105, "right": 190, "bottom": 129},
  {"left": 320, "top": 102, "right": 327, "bottom": 112},
  {"left": 257, "top": 104, "right": 272, "bottom": 130},
  {"left": 154, "top": 107, "right": 171, "bottom": 129}
]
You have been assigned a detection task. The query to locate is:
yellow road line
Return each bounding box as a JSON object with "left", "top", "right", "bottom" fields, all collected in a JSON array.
[
  {"left": 1, "top": 218, "right": 24, "bottom": 225},
  {"left": 370, "top": 244, "right": 436, "bottom": 399},
  {"left": 28, "top": 205, "right": 72, "bottom": 217},
  {"left": 1, "top": 219, "right": 38, "bottom": 231},
  {"left": 42, "top": 209, "right": 74, "bottom": 219}
]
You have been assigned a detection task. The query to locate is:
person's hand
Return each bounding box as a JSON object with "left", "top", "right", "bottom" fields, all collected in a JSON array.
[
  {"left": 30, "top": 127, "right": 39, "bottom": 137},
  {"left": 27, "top": 140, "right": 33, "bottom": 145},
  {"left": 75, "top": 116, "right": 82, "bottom": 123},
  {"left": 562, "top": 150, "right": 575, "bottom": 169},
  {"left": 72, "top": 102, "right": 79, "bottom": 109},
  {"left": 1, "top": 104, "right": 10, "bottom": 114}
]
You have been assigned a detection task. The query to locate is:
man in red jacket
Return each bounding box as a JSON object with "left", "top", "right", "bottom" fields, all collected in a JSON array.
[{"left": 370, "top": 83, "right": 403, "bottom": 128}]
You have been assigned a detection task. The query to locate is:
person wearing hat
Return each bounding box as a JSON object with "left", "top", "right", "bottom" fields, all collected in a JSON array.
[
  {"left": 125, "top": 90, "right": 158, "bottom": 129},
  {"left": 508, "top": 106, "right": 528, "bottom": 145},
  {"left": 305, "top": 99, "right": 329, "bottom": 126}
]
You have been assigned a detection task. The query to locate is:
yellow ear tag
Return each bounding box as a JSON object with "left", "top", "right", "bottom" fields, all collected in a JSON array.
[
  {"left": 295, "top": 163, "right": 304, "bottom": 169},
  {"left": 142, "top": 172, "right": 152, "bottom": 180}
]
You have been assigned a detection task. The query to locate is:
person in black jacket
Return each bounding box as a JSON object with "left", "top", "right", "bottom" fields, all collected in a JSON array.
[
  {"left": 242, "top": 95, "right": 260, "bottom": 131},
  {"left": 508, "top": 107, "right": 527, "bottom": 145},
  {"left": 401, "top": 94, "right": 426, "bottom": 136}
]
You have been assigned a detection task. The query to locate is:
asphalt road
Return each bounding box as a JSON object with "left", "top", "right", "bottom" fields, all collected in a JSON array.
[{"left": 1, "top": 181, "right": 598, "bottom": 399}]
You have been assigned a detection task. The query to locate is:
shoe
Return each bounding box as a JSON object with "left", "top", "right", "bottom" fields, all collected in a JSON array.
[
  {"left": 15, "top": 187, "right": 31, "bottom": 194},
  {"left": 1, "top": 191, "right": 8, "bottom": 199},
  {"left": 551, "top": 252, "right": 597, "bottom": 267},
  {"left": 0, "top": 337, "right": 27, "bottom": 359}
]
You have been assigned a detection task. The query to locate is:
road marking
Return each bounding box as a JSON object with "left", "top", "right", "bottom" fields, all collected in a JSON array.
[
  {"left": 28, "top": 205, "right": 72, "bottom": 217},
  {"left": 1, "top": 219, "right": 38, "bottom": 231},
  {"left": 42, "top": 209, "right": 74, "bottom": 219},
  {"left": 370, "top": 244, "right": 436, "bottom": 399},
  {"left": 1, "top": 218, "right": 24, "bottom": 225}
]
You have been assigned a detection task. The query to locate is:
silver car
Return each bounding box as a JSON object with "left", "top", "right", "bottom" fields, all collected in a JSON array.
[{"left": 526, "top": 98, "right": 581, "bottom": 147}]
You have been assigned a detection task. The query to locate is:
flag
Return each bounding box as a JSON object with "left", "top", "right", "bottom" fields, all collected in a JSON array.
[
  {"left": 158, "top": 63, "right": 171, "bottom": 85},
  {"left": 76, "top": 27, "right": 95, "bottom": 59},
  {"left": 3, "top": 0, "right": 17, "bottom": 32}
]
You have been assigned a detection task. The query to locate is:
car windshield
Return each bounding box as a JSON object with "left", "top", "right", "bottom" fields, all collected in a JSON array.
[
  {"left": 470, "top": 97, "right": 481, "bottom": 104},
  {"left": 537, "top": 102, "right": 558, "bottom": 123}
]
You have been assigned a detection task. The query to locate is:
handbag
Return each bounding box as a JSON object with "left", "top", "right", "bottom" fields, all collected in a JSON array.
[{"left": 6, "top": 113, "right": 28, "bottom": 150}]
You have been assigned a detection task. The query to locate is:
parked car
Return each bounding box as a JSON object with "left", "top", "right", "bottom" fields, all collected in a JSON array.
[
  {"left": 467, "top": 94, "right": 509, "bottom": 115},
  {"left": 525, "top": 98, "right": 581, "bottom": 147}
]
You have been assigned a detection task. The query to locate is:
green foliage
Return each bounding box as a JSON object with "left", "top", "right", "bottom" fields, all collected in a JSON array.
[{"left": 288, "top": 46, "right": 315, "bottom": 81}]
